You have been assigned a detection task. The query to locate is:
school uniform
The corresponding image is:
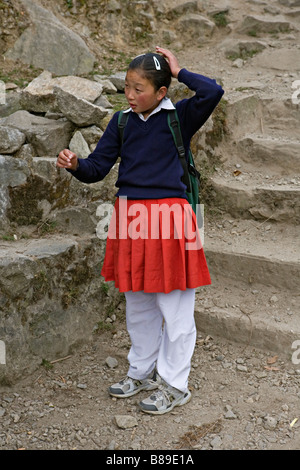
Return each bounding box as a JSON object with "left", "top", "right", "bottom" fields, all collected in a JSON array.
[{"left": 68, "top": 69, "right": 224, "bottom": 392}]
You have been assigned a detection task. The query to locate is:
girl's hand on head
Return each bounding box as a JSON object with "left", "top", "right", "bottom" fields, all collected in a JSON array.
[
  {"left": 155, "top": 46, "right": 181, "bottom": 78},
  {"left": 56, "top": 149, "right": 79, "bottom": 171}
]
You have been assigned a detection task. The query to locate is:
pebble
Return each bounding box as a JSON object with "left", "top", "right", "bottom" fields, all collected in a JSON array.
[
  {"left": 263, "top": 416, "right": 278, "bottom": 430},
  {"left": 224, "top": 405, "right": 238, "bottom": 420},
  {"left": 114, "top": 415, "right": 138, "bottom": 429},
  {"left": 105, "top": 356, "right": 118, "bottom": 369}
]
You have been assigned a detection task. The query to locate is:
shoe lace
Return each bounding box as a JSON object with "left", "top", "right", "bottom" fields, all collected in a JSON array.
[
  {"left": 146, "top": 371, "right": 162, "bottom": 388},
  {"left": 119, "top": 376, "right": 137, "bottom": 385},
  {"left": 151, "top": 385, "right": 175, "bottom": 405}
]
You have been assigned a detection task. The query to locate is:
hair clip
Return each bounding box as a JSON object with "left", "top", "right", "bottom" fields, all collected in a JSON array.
[{"left": 153, "top": 56, "right": 161, "bottom": 70}]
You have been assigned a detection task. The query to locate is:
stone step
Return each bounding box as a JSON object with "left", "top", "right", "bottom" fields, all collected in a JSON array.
[
  {"left": 203, "top": 216, "right": 299, "bottom": 291},
  {"left": 237, "top": 134, "right": 300, "bottom": 174},
  {"left": 210, "top": 174, "right": 300, "bottom": 222},
  {"left": 226, "top": 95, "right": 300, "bottom": 140},
  {"left": 194, "top": 276, "right": 300, "bottom": 359},
  {"left": 204, "top": 243, "right": 299, "bottom": 292},
  {"left": 199, "top": 216, "right": 300, "bottom": 356}
]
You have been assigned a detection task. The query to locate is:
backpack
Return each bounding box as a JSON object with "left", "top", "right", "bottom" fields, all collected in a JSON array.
[{"left": 117, "top": 109, "right": 201, "bottom": 223}]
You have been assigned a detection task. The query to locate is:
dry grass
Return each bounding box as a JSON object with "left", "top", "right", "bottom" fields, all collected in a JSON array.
[{"left": 176, "top": 418, "right": 223, "bottom": 449}]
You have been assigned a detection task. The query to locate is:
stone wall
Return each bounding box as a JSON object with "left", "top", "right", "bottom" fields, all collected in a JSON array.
[{"left": 0, "top": 71, "right": 124, "bottom": 384}]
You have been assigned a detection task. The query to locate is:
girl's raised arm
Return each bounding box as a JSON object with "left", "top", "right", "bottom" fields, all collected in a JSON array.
[{"left": 155, "top": 46, "right": 181, "bottom": 79}]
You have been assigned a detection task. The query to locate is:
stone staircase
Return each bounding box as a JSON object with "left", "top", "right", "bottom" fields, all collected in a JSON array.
[{"left": 195, "top": 91, "right": 300, "bottom": 360}]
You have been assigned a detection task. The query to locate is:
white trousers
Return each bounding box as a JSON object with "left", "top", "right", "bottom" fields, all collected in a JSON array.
[{"left": 125, "top": 288, "right": 196, "bottom": 392}]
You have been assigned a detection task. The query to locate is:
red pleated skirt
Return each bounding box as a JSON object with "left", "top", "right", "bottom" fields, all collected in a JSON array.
[{"left": 101, "top": 197, "right": 211, "bottom": 293}]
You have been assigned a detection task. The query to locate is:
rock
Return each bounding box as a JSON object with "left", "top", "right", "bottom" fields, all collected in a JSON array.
[
  {"left": 220, "top": 38, "right": 267, "bottom": 60},
  {"left": 166, "top": 1, "right": 200, "bottom": 20},
  {"left": 21, "top": 72, "right": 104, "bottom": 113},
  {"left": 16, "top": 144, "right": 36, "bottom": 162},
  {"left": 93, "top": 76, "right": 118, "bottom": 94},
  {"left": 1, "top": 110, "right": 74, "bottom": 157},
  {"left": 109, "top": 72, "right": 126, "bottom": 92},
  {"left": 94, "top": 94, "right": 113, "bottom": 110},
  {"left": 107, "top": 0, "right": 122, "bottom": 13},
  {"left": 232, "top": 58, "right": 244, "bottom": 68},
  {"left": 263, "top": 415, "right": 278, "bottom": 430},
  {"left": 50, "top": 207, "right": 96, "bottom": 235},
  {"left": 238, "top": 15, "right": 294, "bottom": 35},
  {"left": 279, "top": 0, "right": 300, "bottom": 6},
  {"left": 210, "top": 435, "right": 222, "bottom": 449},
  {"left": 5, "top": 0, "right": 95, "bottom": 75},
  {"left": 224, "top": 405, "right": 238, "bottom": 419},
  {"left": 0, "top": 155, "right": 30, "bottom": 187},
  {"left": 115, "top": 415, "right": 138, "bottom": 429},
  {"left": 69, "top": 131, "right": 91, "bottom": 159},
  {"left": 178, "top": 14, "right": 216, "bottom": 39},
  {"left": 0, "top": 90, "right": 22, "bottom": 119},
  {"left": 53, "top": 87, "right": 108, "bottom": 127},
  {"left": 77, "top": 383, "right": 87, "bottom": 389},
  {"left": 20, "top": 71, "right": 56, "bottom": 113},
  {"left": 80, "top": 126, "right": 103, "bottom": 146},
  {"left": 105, "top": 356, "right": 118, "bottom": 368},
  {"left": 251, "top": 49, "right": 300, "bottom": 72},
  {"left": 0, "top": 126, "right": 26, "bottom": 154}
]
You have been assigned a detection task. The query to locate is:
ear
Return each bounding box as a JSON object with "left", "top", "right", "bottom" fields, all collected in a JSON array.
[{"left": 157, "top": 86, "right": 168, "bottom": 100}]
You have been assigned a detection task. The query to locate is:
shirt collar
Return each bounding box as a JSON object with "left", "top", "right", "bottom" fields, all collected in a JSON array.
[{"left": 123, "top": 97, "right": 175, "bottom": 121}]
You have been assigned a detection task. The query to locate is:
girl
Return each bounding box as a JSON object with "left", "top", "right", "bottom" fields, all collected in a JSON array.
[{"left": 57, "top": 47, "right": 224, "bottom": 415}]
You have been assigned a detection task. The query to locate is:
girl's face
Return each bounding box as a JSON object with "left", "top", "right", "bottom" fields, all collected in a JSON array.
[{"left": 125, "top": 69, "right": 167, "bottom": 119}]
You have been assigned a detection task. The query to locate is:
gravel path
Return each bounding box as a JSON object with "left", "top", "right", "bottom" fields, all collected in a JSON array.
[{"left": 0, "top": 310, "right": 299, "bottom": 451}]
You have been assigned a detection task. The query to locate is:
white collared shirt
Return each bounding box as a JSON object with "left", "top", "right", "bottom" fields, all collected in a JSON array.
[{"left": 123, "top": 97, "right": 175, "bottom": 122}]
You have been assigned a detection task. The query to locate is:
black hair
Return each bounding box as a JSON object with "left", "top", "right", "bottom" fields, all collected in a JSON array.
[{"left": 128, "top": 53, "right": 172, "bottom": 91}]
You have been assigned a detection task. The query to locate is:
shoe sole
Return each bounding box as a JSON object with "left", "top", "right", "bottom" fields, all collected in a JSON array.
[
  {"left": 139, "top": 391, "right": 192, "bottom": 415},
  {"left": 109, "top": 382, "right": 158, "bottom": 398}
]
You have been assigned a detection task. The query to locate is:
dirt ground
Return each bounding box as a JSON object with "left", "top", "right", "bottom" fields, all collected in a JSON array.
[{"left": 0, "top": 282, "right": 299, "bottom": 452}]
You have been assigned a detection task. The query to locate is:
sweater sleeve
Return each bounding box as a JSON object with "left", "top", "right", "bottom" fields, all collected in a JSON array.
[
  {"left": 67, "top": 112, "right": 120, "bottom": 184},
  {"left": 176, "top": 68, "right": 224, "bottom": 141}
]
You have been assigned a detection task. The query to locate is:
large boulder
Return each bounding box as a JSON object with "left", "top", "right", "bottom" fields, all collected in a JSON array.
[
  {"left": 238, "top": 15, "right": 295, "bottom": 35},
  {"left": 1, "top": 111, "right": 74, "bottom": 157},
  {"left": 5, "top": 0, "right": 95, "bottom": 75},
  {"left": 178, "top": 14, "right": 216, "bottom": 39},
  {"left": 20, "top": 72, "right": 104, "bottom": 113},
  {"left": 53, "top": 87, "right": 108, "bottom": 127}
]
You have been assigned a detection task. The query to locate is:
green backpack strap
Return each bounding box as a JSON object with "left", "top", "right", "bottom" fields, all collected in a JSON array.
[
  {"left": 168, "top": 109, "right": 201, "bottom": 221},
  {"left": 167, "top": 110, "right": 191, "bottom": 193},
  {"left": 118, "top": 110, "right": 129, "bottom": 146}
]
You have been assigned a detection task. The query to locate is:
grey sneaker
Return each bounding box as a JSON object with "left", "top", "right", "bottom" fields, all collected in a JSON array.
[
  {"left": 109, "top": 370, "right": 160, "bottom": 398},
  {"left": 139, "top": 383, "right": 191, "bottom": 415}
]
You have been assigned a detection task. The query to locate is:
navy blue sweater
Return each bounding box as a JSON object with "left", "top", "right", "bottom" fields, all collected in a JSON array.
[{"left": 69, "top": 68, "right": 224, "bottom": 199}]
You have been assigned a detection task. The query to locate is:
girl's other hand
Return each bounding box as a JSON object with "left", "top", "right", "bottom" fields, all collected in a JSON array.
[
  {"left": 56, "top": 149, "right": 79, "bottom": 171},
  {"left": 155, "top": 46, "right": 181, "bottom": 78}
]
